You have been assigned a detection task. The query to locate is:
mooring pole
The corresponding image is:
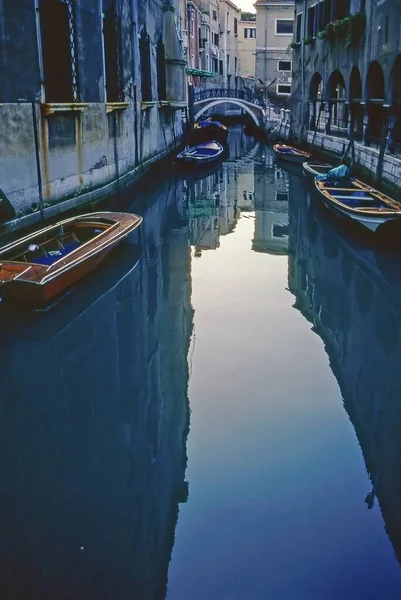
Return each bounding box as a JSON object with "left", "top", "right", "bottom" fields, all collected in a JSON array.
[{"left": 31, "top": 99, "right": 44, "bottom": 220}]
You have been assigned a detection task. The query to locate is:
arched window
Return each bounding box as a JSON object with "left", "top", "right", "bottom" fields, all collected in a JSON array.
[
  {"left": 139, "top": 28, "right": 152, "bottom": 102},
  {"left": 156, "top": 38, "right": 167, "bottom": 101},
  {"left": 39, "top": 0, "right": 79, "bottom": 102}
]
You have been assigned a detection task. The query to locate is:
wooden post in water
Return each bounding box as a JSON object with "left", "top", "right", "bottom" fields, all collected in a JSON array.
[{"left": 31, "top": 100, "right": 44, "bottom": 220}]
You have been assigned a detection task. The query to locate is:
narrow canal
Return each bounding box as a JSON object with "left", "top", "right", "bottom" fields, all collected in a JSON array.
[{"left": 1, "top": 127, "right": 401, "bottom": 599}]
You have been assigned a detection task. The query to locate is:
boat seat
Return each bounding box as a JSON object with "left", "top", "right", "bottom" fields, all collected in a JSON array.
[
  {"left": 30, "top": 240, "right": 81, "bottom": 266},
  {"left": 333, "top": 195, "right": 374, "bottom": 201}
]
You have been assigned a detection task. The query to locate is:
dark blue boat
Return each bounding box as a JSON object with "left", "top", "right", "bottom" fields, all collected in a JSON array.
[
  {"left": 190, "top": 119, "right": 229, "bottom": 145},
  {"left": 176, "top": 141, "right": 224, "bottom": 169}
]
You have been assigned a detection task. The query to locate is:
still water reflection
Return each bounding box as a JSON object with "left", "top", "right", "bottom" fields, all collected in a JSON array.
[{"left": 1, "top": 127, "right": 401, "bottom": 598}]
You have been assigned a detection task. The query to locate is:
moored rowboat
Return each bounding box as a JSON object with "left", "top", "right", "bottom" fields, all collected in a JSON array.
[
  {"left": 314, "top": 178, "right": 401, "bottom": 233},
  {"left": 273, "top": 144, "right": 312, "bottom": 165},
  {"left": 176, "top": 141, "right": 224, "bottom": 169},
  {"left": 302, "top": 160, "right": 333, "bottom": 182},
  {"left": 0, "top": 211, "right": 142, "bottom": 307}
]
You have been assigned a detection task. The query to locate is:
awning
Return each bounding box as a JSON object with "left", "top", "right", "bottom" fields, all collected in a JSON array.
[{"left": 186, "top": 68, "right": 217, "bottom": 78}]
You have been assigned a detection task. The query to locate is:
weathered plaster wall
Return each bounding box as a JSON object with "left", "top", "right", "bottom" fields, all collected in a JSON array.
[{"left": 0, "top": 0, "right": 186, "bottom": 231}]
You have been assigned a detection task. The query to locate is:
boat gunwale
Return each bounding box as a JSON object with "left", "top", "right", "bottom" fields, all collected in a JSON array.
[{"left": 273, "top": 144, "right": 311, "bottom": 158}]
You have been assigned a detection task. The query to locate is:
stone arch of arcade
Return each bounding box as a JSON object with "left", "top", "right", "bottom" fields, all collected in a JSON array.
[
  {"left": 194, "top": 99, "right": 262, "bottom": 126},
  {"left": 326, "top": 70, "right": 347, "bottom": 136},
  {"left": 365, "top": 60, "right": 386, "bottom": 145},
  {"left": 305, "top": 57, "right": 401, "bottom": 156},
  {"left": 308, "top": 72, "right": 324, "bottom": 132}
]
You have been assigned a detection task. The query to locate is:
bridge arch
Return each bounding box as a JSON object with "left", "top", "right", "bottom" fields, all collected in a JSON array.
[{"left": 194, "top": 99, "right": 261, "bottom": 126}]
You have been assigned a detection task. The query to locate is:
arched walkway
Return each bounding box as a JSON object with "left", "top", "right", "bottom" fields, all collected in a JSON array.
[
  {"left": 194, "top": 99, "right": 261, "bottom": 126},
  {"left": 326, "top": 70, "right": 347, "bottom": 136},
  {"left": 308, "top": 72, "right": 324, "bottom": 131},
  {"left": 365, "top": 61, "right": 386, "bottom": 144},
  {"left": 349, "top": 67, "right": 363, "bottom": 140}
]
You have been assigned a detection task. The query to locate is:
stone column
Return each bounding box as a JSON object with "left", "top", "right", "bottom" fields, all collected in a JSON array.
[
  {"left": 309, "top": 101, "right": 317, "bottom": 130},
  {"left": 325, "top": 101, "right": 332, "bottom": 135},
  {"left": 361, "top": 102, "right": 370, "bottom": 146},
  {"left": 387, "top": 112, "right": 397, "bottom": 154}
]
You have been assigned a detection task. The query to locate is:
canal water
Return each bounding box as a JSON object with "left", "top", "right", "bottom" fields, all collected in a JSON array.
[{"left": 1, "top": 127, "right": 401, "bottom": 599}]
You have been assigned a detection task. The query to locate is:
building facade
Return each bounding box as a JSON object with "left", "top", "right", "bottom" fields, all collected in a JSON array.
[
  {"left": 0, "top": 0, "right": 186, "bottom": 226},
  {"left": 291, "top": 0, "right": 401, "bottom": 164},
  {"left": 238, "top": 13, "right": 257, "bottom": 87},
  {"left": 255, "top": 0, "right": 294, "bottom": 103},
  {"left": 181, "top": 0, "right": 243, "bottom": 90}
]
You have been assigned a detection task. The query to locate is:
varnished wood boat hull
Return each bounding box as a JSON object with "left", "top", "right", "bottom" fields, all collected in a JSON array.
[
  {"left": 0, "top": 211, "right": 142, "bottom": 307},
  {"left": 273, "top": 144, "right": 311, "bottom": 166}
]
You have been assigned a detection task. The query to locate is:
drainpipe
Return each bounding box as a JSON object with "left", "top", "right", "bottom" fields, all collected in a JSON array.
[
  {"left": 31, "top": 99, "right": 44, "bottom": 221},
  {"left": 301, "top": 0, "right": 307, "bottom": 141}
]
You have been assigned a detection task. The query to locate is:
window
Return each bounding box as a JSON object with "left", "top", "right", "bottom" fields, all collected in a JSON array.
[
  {"left": 212, "top": 56, "right": 218, "bottom": 73},
  {"left": 334, "top": 0, "right": 350, "bottom": 20},
  {"left": 219, "top": 59, "right": 223, "bottom": 75},
  {"left": 276, "top": 192, "right": 289, "bottom": 202},
  {"left": 39, "top": 0, "right": 79, "bottom": 102},
  {"left": 139, "top": 28, "right": 152, "bottom": 102},
  {"left": 307, "top": 5, "right": 316, "bottom": 38},
  {"left": 278, "top": 60, "right": 292, "bottom": 72},
  {"left": 234, "top": 17, "right": 238, "bottom": 35},
  {"left": 273, "top": 224, "right": 288, "bottom": 237},
  {"left": 296, "top": 13, "right": 302, "bottom": 42},
  {"left": 156, "top": 38, "right": 166, "bottom": 101},
  {"left": 277, "top": 83, "right": 291, "bottom": 95},
  {"left": 234, "top": 56, "right": 237, "bottom": 75},
  {"left": 227, "top": 54, "right": 230, "bottom": 73},
  {"left": 244, "top": 27, "right": 256, "bottom": 39},
  {"left": 213, "top": 9, "right": 217, "bottom": 20},
  {"left": 318, "top": 2, "right": 324, "bottom": 32},
  {"left": 322, "top": 0, "right": 333, "bottom": 28},
  {"left": 275, "top": 19, "right": 294, "bottom": 35},
  {"left": 103, "top": 2, "right": 123, "bottom": 102},
  {"left": 213, "top": 32, "right": 219, "bottom": 46}
]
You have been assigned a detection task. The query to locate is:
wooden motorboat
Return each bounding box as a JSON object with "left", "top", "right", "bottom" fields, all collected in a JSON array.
[
  {"left": 273, "top": 144, "right": 311, "bottom": 165},
  {"left": 302, "top": 160, "right": 333, "bottom": 182},
  {"left": 0, "top": 211, "right": 142, "bottom": 307},
  {"left": 190, "top": 119, "right": 229, "bottom": 145},
  {"left": 314, "top": 178, "right": 401, "bottom": 233},
  {"left": 177, "top": 141, "right": 224, "bottom": 169}
]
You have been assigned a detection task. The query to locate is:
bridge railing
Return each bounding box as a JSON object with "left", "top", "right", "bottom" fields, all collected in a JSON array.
[{"left": 194, "top": 88, "right": 267, "bottom": 109}]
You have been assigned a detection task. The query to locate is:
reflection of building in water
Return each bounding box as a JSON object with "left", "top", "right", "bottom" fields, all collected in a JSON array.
[
  {"left": 252, "top": 152, "right": 289, "bottom": 255},
  {"left": 185, "top": 153, "right": 255, "bottom": 254},
  {"left": 288, "top": 187, "right": 401, "bottom": 564},
  {"left": 0, "top": 181, "right": 193, "bottom": 600}
]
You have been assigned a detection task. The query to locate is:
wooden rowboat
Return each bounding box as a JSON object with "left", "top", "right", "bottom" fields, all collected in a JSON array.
[
  {"left": 0, "top": 211, "right": 142, "bottom": 307},
  {"left": 314, "top": 178, "right": 401, "bottom": 233},
  {"left": 273, "top": 144, "right": 311, "bottom": 165},
  {"left": 302, "top": 160, "right": 333, "bottom": 182},
  {"left": 177, "top": 141, "right": 224, "bottom": 169}
]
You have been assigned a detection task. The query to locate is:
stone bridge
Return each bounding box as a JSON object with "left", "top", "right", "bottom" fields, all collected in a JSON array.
[{"left": 192, "top": 88, "right": 268, "bottom": 126}]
